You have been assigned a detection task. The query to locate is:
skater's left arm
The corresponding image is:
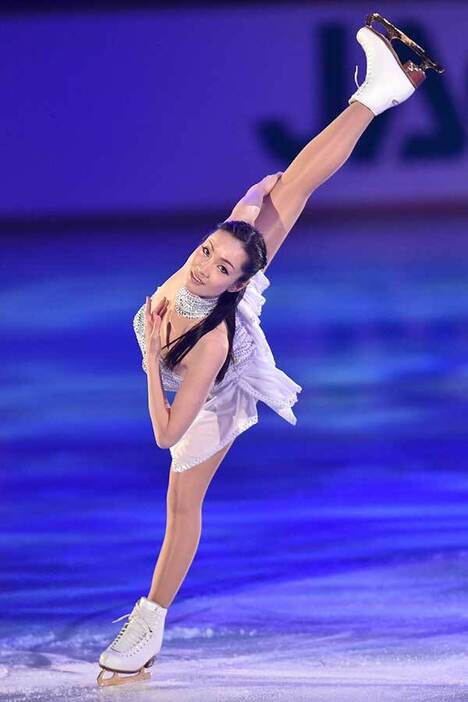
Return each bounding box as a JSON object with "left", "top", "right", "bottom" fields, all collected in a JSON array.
[
  {"left": 145, "top": 296, "right": 225, "bottom": 450},
  {"left": 226, "top": 173, "right": 282, "bottom": 226},
  {"left": 154, "top": 330, "right": 229, "bottom": 449}
]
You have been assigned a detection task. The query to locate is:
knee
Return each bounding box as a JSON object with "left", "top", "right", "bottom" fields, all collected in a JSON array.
[{"left": 166, "top": 484, "right": 203, "bottom": 516}]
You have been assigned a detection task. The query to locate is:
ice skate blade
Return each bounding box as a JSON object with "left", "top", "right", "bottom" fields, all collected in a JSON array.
[
  {"left": 366, "top": 12, "right": 445, "bottom": 75},
  {"left": 96, "top": 656, "right": 156, "bottom": 687},
  {"left": 360, "top": 25, "right": 427, "bottom": 90},
  {"left": 97, "top": 667, "right": 151, "bottom": 687}
]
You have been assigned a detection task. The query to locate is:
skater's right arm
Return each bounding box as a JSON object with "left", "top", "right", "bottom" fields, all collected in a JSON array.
[{"left": 226, "top": 173, "right": 282, "bottom": 226}]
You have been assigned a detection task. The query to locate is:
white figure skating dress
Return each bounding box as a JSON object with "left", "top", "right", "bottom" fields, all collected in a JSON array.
[{"left": 133, "top": 269, "right": 302, "bottom": 472}]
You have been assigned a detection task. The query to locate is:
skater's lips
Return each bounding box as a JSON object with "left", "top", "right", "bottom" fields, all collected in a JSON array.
[{"left": 191, "top": 270, "right": 205, "bottom": 285}]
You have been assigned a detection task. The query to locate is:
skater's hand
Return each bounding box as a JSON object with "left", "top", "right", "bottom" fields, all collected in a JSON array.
[
  {"left": 228, "top": 172, "right": 283, "bottom": 225},
  {"left": 260, "top": 172, "right": 283, "bottom": 196},
  {"left": 144, "top": 295, "right": 169, "bottom": 359}
]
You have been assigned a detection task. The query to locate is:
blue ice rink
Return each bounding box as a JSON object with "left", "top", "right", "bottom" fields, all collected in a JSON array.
[{"left": 2, "top": 215, "right": 468, "bottom": 700}]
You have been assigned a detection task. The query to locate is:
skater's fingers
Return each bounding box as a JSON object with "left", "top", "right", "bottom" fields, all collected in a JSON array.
[
  {"left": 158, "top": 299, "right": 170, "bottom": 319},
  {"left": 145, "top": 297, "right": 155, "bottom": 326},
  {"left": 262, "top": 172, "right": 283, "bottom": 195},
  {"left": 155, "top": 296, "right": 169, "bottom": 314},
  {"left": 145, "top": 297, "right": 151, "bottom": 319}
]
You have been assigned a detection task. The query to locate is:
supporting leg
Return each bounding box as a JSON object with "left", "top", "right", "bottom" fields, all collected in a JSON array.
[
  {"left": 147, "top": 440, "right": 234, "bottom": 608},
  {"left": 255, "top": 102, "right": 374, "bottom": 269}
]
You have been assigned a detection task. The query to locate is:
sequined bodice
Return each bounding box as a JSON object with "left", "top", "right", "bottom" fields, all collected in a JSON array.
[
  {"left": 131, "top": 268, "right": 302, "bottom": 471},
  {"left": 132, "top": 302, "right": 256, "bottom": 393}
]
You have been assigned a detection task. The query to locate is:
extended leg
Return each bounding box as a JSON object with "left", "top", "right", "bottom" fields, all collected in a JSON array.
[
  {"left": 255, "top": 102, "right": 374, "bottom": 269},
  {"left": 147, "top": 440, "right": 234, "bottom": 608}
]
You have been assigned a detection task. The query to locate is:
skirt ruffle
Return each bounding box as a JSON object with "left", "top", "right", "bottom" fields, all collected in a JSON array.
[{"left": 235, "top": 268, "right": 302, "bottom": 425}]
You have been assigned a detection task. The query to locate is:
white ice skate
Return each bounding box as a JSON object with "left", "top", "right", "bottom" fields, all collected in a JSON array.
[
  {"left": 97, "top": 595, "right": 168, "bottom": 687},
  {"left": 349, "top": 12, "right": 444, "bottom": 116}
]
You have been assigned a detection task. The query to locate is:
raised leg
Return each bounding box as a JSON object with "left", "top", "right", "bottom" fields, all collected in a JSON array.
[
  {"left": 147, "top": 440, "right": 235, "bottom": 608},
  {"left": 255, "top": 102, "right": 374, "bottom": 270}
]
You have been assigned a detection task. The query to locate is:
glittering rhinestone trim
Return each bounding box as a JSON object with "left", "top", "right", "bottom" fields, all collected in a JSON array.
[{"left": 174, "top": 284, "right": 219, "bottom": 319}]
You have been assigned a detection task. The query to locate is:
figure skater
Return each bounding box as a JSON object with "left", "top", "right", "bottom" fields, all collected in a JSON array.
[{"left": 97, "top": 13, "right": 443, "bottom": 686}]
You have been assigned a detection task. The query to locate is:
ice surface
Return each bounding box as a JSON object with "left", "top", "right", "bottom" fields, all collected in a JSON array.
[{"left": 2, "top": 221, "right": 468, "bottom": 700}]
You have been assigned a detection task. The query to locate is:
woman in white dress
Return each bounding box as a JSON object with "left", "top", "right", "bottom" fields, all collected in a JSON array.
[{"left": 97, "top": 13, "right": 443, "bottom": 686}]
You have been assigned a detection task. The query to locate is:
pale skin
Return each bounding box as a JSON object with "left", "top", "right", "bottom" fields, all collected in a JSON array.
[{"left": 143, "top": 101, "right": 375, "bottom": 608}]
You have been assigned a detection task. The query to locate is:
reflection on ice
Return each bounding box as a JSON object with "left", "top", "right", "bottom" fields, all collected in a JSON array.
[
  {"left": 3, "top": 222, "right": 468, "bottom": 700},
  {"left": 2, "top": 556, "right": 468, "bottom": 701}
]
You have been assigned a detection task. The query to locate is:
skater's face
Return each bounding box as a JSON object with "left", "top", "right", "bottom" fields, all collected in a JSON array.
[{"left": 186, "top": 229, "right": 250, "bottom": 297}]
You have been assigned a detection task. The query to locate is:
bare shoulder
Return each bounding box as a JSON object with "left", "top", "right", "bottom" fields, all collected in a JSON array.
[
  {"left": 150, "top": 264, "right": 186, "bottom": 302},
  {"left": 183, "top": 324, "right": 229, "bottom": 375},
  {"left": 193, "top": 324, "right": 229, "bottom": 359}
]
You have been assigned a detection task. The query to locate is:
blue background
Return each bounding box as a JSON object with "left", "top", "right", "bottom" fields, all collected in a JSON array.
[{"left": 1, "top": 3, "right": 468, "bottom": 699}]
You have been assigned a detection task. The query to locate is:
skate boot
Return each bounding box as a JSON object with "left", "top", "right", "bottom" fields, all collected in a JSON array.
[
  {"left": 96, "top": 595, "right": 168, "bottom": 687},
  {"left": 349, "top": 12, "right": 445, "bottom": 116}
]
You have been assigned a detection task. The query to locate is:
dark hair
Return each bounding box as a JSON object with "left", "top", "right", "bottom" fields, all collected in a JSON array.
[{"left": 162, "top": 220, "right": 268, "bottom": 384}]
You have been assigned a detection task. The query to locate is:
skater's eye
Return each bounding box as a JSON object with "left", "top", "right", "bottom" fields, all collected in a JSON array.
[{"left": 201, "top": 245, "right": 229, "bottom": 275}]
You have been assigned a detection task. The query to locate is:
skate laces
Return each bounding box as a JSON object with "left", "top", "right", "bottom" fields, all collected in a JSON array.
[
  {"left": 109, "top": 607, "right": 153, "bottom": 653},
  {"left": 354, "top": 64, "right": 360, "bottom": 89},
  {"left": 353, "top": 33, "right": 374, "bottom": 94}
]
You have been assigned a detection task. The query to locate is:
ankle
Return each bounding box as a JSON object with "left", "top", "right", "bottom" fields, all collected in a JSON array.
[{"left": 146, "top": 594, "right": 170, "bottom": 610}]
